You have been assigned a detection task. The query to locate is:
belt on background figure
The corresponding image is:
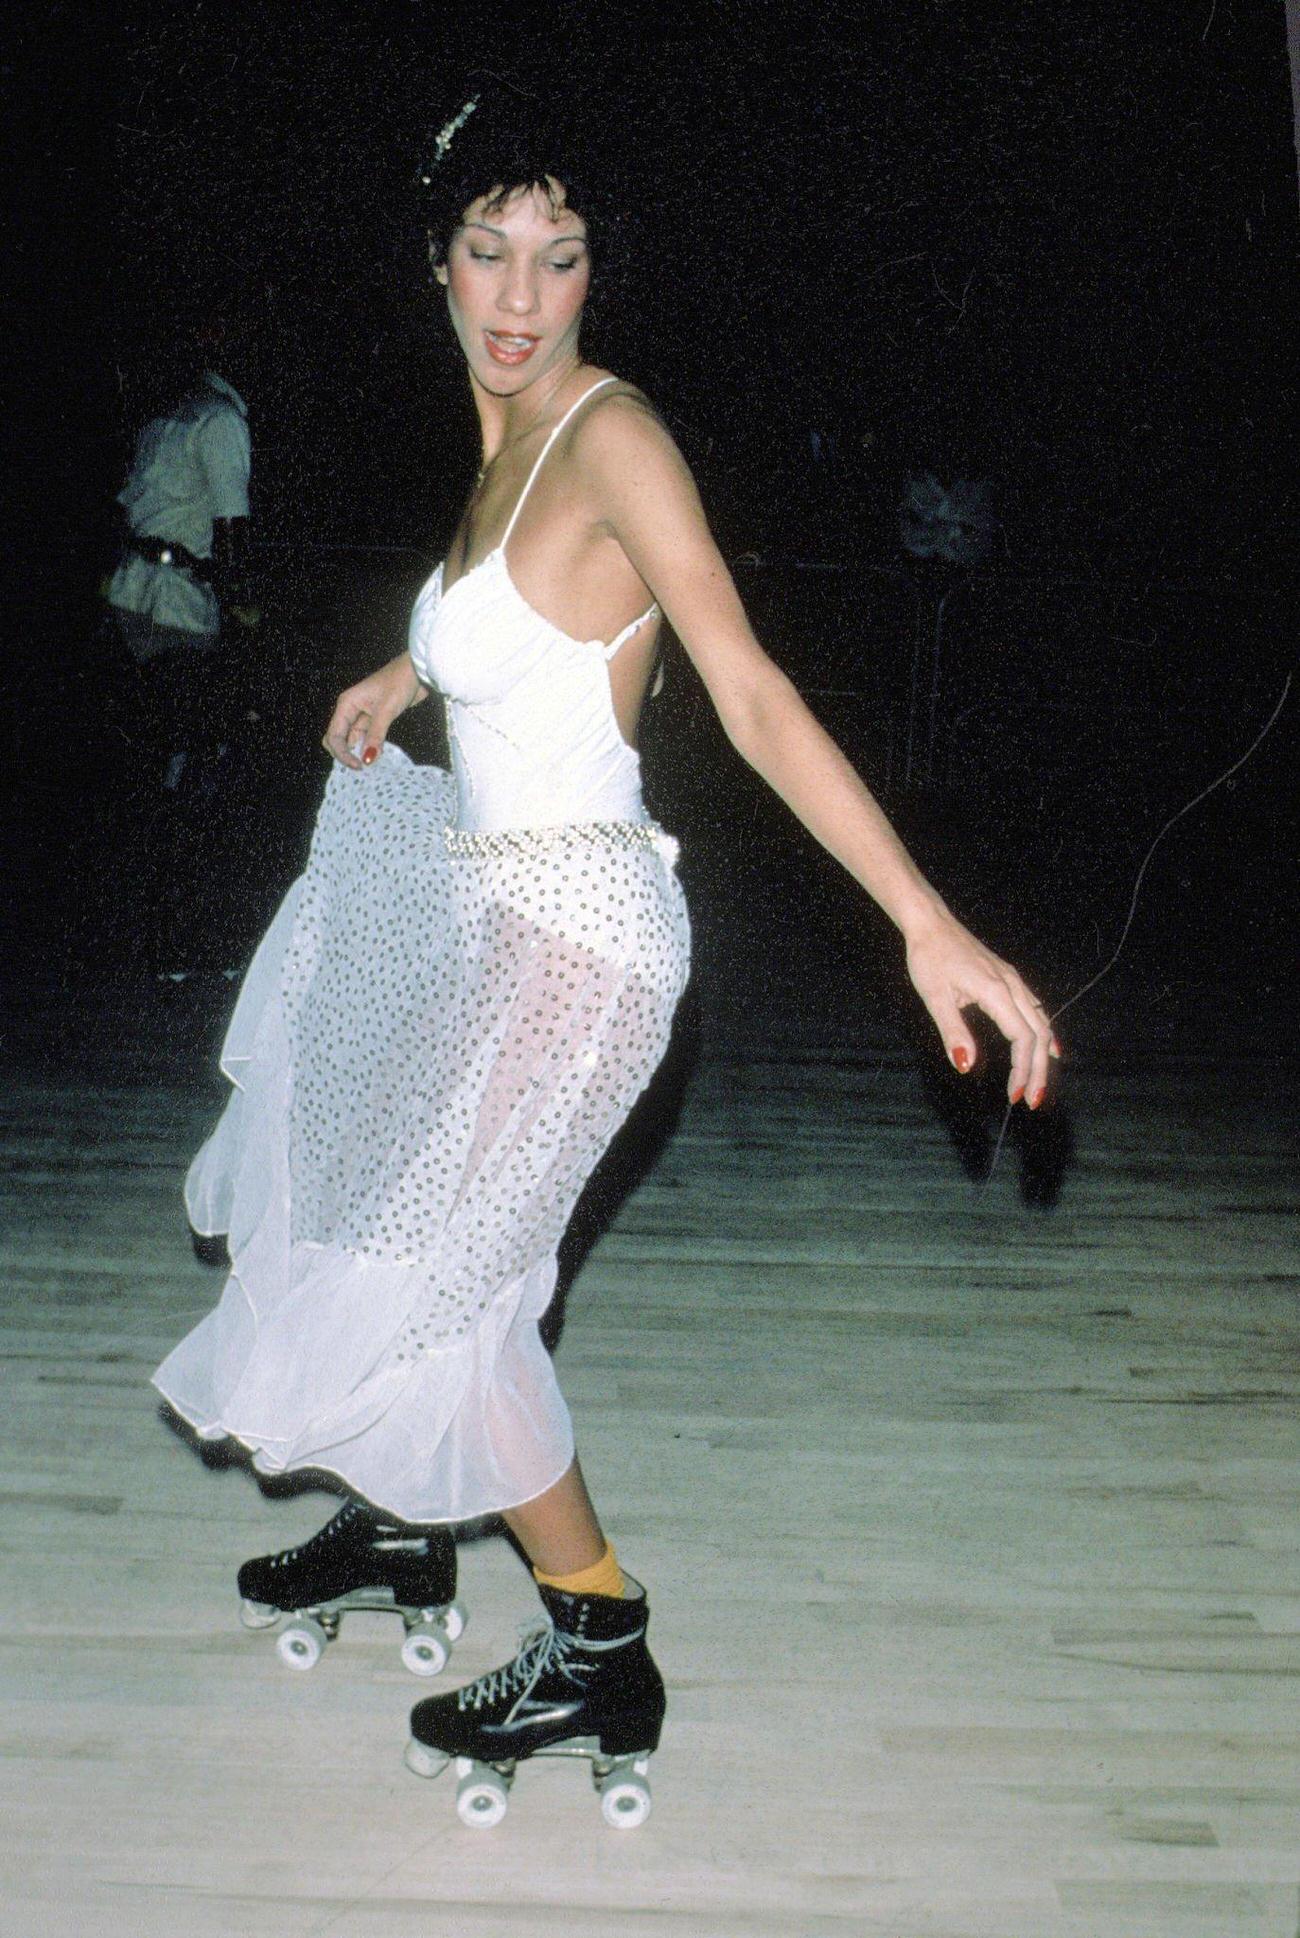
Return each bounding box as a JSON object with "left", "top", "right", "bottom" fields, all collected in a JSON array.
[{"left": 128, "top": 535, "right": 215, "bottom": 583}]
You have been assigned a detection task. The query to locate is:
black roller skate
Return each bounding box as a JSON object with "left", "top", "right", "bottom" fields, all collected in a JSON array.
[
  {"left": 404, "top": 1579, "right": 665, "bottom": 1828},
  {"left": 238, "top": 1499, "right": 465, "bottom": 1677}
]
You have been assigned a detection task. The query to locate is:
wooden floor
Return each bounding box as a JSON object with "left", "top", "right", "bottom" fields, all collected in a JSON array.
[{"left": 2, "top": 975, "right": 1298, "bottom": 1938}]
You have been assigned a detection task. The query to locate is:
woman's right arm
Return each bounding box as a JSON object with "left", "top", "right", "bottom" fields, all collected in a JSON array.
[{"left": 321, "top": 652, "right": 429, "bottom": 770}]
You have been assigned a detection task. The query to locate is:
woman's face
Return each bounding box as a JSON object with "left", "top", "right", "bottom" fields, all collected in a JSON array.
[{"left": 437, "top": 178, "right": 591, "bottom": 394}]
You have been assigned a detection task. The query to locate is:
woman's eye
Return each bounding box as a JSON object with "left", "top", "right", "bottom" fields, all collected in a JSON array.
[
  {"left": 469, "top": 250, "right": 501, "bottom": 263},
  {"left": 549, "top": 259, "right": 581, "bottom": 273}
]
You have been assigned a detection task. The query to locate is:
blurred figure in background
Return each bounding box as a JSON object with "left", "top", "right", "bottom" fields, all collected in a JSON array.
[
  {"left": 105, "top": 313, "right": 257, "bottom": 797},
  {"left": 98, "top": 312, "right": 260, "bottom": 972}
]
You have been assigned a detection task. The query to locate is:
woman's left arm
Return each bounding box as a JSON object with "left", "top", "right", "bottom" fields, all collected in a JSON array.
[{"left": 576, "top": 396, "right": 1058, "bottom": 1106}]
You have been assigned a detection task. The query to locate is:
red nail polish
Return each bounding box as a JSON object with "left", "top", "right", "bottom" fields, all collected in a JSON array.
[
  {"left": 1011, "top": 1085, "right": 1025, "bottom": 1106},
  {"left": 361, "top": 745, "right": 377, "bottom": 766},
  {"left": 1031, "top": 1087, "right": 1046, "bottom": 1110},
  {"left": 952, "top": 1045, "right": 971, "bottom": 1073}
]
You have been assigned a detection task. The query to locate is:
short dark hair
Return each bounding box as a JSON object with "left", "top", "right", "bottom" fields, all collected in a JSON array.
[{"left": 421, "top": 85, "right": 631, "bottom": 331}]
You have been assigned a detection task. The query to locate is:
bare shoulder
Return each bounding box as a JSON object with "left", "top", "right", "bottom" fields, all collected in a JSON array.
[
  {"left": 569, "top": 377, "right": 701, "bottom": 507},
  {"left": 567, "top": 378, "right": 688, "bottom": 477}
]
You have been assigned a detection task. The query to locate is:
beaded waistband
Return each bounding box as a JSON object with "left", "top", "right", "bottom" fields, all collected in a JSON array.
[{"left": 443, "top": 819, "right": 676, "bottom": 863}]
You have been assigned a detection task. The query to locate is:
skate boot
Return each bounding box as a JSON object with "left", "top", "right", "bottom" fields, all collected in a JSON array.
[
  {"left": 238, "top": 1499, "right": 465, "bottom": 1676},
  {"left": 404, "top": 1579, "right": 665, "bottom": 1828}
]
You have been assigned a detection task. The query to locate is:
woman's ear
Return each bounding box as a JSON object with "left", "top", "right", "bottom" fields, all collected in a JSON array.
[{"left": 433, "top": 263, "right": 449, "bottom": 286}]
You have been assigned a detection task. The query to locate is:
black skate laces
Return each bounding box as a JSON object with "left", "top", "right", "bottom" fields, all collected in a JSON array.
[
  {"left": 457, "top": 1617, "right": 644, "bottom": 1714},
  {"left": 262, "top": 1501, "right": 365, "bottom": 1572},
  {"left": 258, "top": 1503, "right": 433, "bottom": 1575}
]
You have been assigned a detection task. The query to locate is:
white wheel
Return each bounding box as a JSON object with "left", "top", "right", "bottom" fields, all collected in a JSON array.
[
  {"left": 404, "top": 1737, "right": 449, "bottom": 1780},
  {"left": 240, "top": 1598, "right": 280, "bottom": 1631},
  {"left": 456, "top": 1763, "right": 509, "bottom": 1829},
  {"left": 400, "top": 1622, "right": 450, "bottom": 1678},
  {"left": 277, "top": 1617, "right": 327, "bottom": 1671},
  {"left": 441, "top": 1601, "right": 467, "bottom": 1643},
  {"left": 599, "top": 1771, "right": 652, "bottom": 1829}
]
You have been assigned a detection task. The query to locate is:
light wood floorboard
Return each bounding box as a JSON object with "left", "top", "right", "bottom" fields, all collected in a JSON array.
[{"left": 2, "top": 1012, "right": 1298, "bottom": 1937}]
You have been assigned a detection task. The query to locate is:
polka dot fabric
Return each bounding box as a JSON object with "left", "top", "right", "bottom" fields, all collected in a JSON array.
[{"left": 152, "top": 748, "right": 690, "bottom": 1523}]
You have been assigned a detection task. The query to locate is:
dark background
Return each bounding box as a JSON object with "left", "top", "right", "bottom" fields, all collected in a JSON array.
[{"left": 3, "top": 0, "right": 1297, "bottom": 1079}]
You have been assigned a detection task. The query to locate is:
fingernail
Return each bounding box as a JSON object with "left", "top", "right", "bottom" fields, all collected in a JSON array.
[
  {"left": 951, "top": 1046, "right": 971, "bottom": 1073},
  {"left": 1011, "top": 1085, "right": 1025, "bottom": 1106},
  {"left": 361, "top": 745, "right": 377, "bottom": 766},
  {"left": 1031, "top": 1087, "right": 1046, "bottom": 1110},
  {"left": 1050, "top": 1036, "right": 1063, "bottom": 1058}
]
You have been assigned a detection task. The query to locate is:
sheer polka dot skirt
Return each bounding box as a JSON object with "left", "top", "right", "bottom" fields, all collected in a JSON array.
[{"left": 153, "top": 748, "right": 690, "bottom": 1522}]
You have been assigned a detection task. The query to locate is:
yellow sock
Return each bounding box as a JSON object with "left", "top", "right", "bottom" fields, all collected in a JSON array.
[{"left": 533, "top": 1543, "right": 625, "bottom": 1600}]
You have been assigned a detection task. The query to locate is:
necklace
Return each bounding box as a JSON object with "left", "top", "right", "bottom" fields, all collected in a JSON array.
[{"left": 473, "top": 367, "right": 575, "bottom": 491}]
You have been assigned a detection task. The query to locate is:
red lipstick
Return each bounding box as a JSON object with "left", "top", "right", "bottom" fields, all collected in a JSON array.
[{"left": 484, "top": 330, "right": 540, "bottom": 367}]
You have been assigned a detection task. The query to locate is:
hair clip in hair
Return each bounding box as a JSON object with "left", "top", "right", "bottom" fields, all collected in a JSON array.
[{"left": 420, "top": 96, "right": 480, "bottom": 182}]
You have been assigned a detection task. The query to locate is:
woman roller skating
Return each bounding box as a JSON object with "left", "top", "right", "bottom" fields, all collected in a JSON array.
[{"left": 155, "top": 82, "right": 1057, "bottom": 1827}]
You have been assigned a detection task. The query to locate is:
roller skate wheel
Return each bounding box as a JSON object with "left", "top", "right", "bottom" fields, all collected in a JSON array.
[
  {"left": 404, "top": 1736, "right": 450, "bottom": 1780},
  {"left": 599, "top": 1768, "right": 652, "bottom": 1830},
  {"left": 240, "top": 1598, "right": 280, "bottom": 1631},
  {"left": 400, "top": 1622, "right": 450, "bottom": 1678},
  {"left": 455, "top": 1761, "right": 509, "bottom": 1829},
  {"left": 442, "top": 1600, "right": 467, "bottom": 1643},
  {"left": 277, "top": 1617, "right": 327, "bottom": 1671}
]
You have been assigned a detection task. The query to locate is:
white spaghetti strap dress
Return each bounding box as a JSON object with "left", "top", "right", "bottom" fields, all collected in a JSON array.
[{"left": 153, "top": 378, "right": 691, "bottom": 1523}]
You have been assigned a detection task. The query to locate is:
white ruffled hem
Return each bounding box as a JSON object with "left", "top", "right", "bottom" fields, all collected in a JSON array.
[{"left": 152, "top": 1250, "right": 574, "bottom": 1525}]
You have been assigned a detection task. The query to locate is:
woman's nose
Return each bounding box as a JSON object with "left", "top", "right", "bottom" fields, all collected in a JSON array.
[{"left": 497, "top": 266, "right": 540, "bottom": 315}]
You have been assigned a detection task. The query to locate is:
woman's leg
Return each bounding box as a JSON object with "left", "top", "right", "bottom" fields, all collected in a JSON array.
[
  {"left": 502, "top": 1457, "right": 608, "bottom": 1578},
  {"left": 409, "top": 1457, "right": 663, "bottom": 1791}
]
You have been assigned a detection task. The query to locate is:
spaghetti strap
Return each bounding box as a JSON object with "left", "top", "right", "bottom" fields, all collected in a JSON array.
[
  {"left": 499, "top": 376, "right": 619, "bottom": 547},
  {"left": 495, "top": 374, "right": 658, "bottom": 658},
  {"left": 601, "top": 603, "right": 659, "bottom": 661}
]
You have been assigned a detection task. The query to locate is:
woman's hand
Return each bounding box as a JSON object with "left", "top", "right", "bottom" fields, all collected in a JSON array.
[
  {"left": 321, "top": 653, "right": 427, "bottom": 770},
  {"left": 905, "top": 908, "right": 1060, "bottom": 1108}
]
